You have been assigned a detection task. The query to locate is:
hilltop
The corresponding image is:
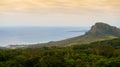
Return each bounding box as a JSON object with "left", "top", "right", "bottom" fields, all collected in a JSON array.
[{"left": 85, "top": 22, "right": 120, "bottom": 37}]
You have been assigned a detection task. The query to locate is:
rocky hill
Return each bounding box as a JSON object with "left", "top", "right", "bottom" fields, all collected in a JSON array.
[
  {"left": 11, "top": 22, "right": 120, "bottom": 48},
  {"left": 85, "top": 22, "right": 120, "bottom": 37}
]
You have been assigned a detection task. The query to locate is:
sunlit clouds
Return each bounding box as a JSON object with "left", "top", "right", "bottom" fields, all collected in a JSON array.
[
  {"left": 0, "top": 0, "right": 120, "bottom": 26},
  {"left": 0, "top": 0, "right": 120, "bottom": 13}
]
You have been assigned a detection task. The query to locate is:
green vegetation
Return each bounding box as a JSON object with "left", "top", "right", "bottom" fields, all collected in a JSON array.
[{"left": 0, "top": 38, "right": 120, "bottom": 67}]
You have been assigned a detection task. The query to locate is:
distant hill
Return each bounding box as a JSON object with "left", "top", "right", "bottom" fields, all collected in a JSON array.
[
  {"left": 85, "top": 22, "right": 120, "bottom": 37},
  {"left": 11, "top": 22, "right": 120, "bottom": 48}
]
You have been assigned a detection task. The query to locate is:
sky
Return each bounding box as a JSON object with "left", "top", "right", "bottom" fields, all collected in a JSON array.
[{"left": 0, "top": 0, "right": 120, "bottom": 27}]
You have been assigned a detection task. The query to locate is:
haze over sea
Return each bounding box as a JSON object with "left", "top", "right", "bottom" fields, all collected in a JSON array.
[{"left": 0, "top": 27, "right": 88, "bottom": 46}]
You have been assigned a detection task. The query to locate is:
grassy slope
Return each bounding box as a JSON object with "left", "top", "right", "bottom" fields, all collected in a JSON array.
[{"left": 30, "top": 34, "right": 118, "bottom": 47}]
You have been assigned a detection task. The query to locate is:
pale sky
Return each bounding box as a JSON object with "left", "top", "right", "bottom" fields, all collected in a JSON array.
[{"left": 0, "top": 0, "right": 120, "bottom": 27}]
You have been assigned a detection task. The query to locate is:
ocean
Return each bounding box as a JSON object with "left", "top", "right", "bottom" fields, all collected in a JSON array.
[{"left": 0, "top": 27, "right": 89, "bottom": 46}]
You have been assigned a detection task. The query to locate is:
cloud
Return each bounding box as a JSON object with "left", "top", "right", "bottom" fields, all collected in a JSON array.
[
  {"left": 0, "top": 0, "right": 120, "bottom": 14},
  {"left": 0, "top": 0, "right": 120, "bottom": 27}
]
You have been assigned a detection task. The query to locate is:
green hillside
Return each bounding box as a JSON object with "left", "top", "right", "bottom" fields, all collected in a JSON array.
[{"left": 29, "top": 22, "right": 119, "bottom": 47}]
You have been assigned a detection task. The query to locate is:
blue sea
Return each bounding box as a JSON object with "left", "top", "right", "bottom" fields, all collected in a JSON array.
[{"left": 0, "top": 27, "right": 89, "bottom": 46}]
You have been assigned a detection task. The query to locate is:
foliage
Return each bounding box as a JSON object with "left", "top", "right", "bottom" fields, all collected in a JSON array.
[{"left": 0, "top": 38, "right": 120, "bottom": 67}]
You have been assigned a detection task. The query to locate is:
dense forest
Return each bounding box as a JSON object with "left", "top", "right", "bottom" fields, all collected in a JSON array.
[{"left": 0, "top": 38, "right": 120, "bottom": 67}]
